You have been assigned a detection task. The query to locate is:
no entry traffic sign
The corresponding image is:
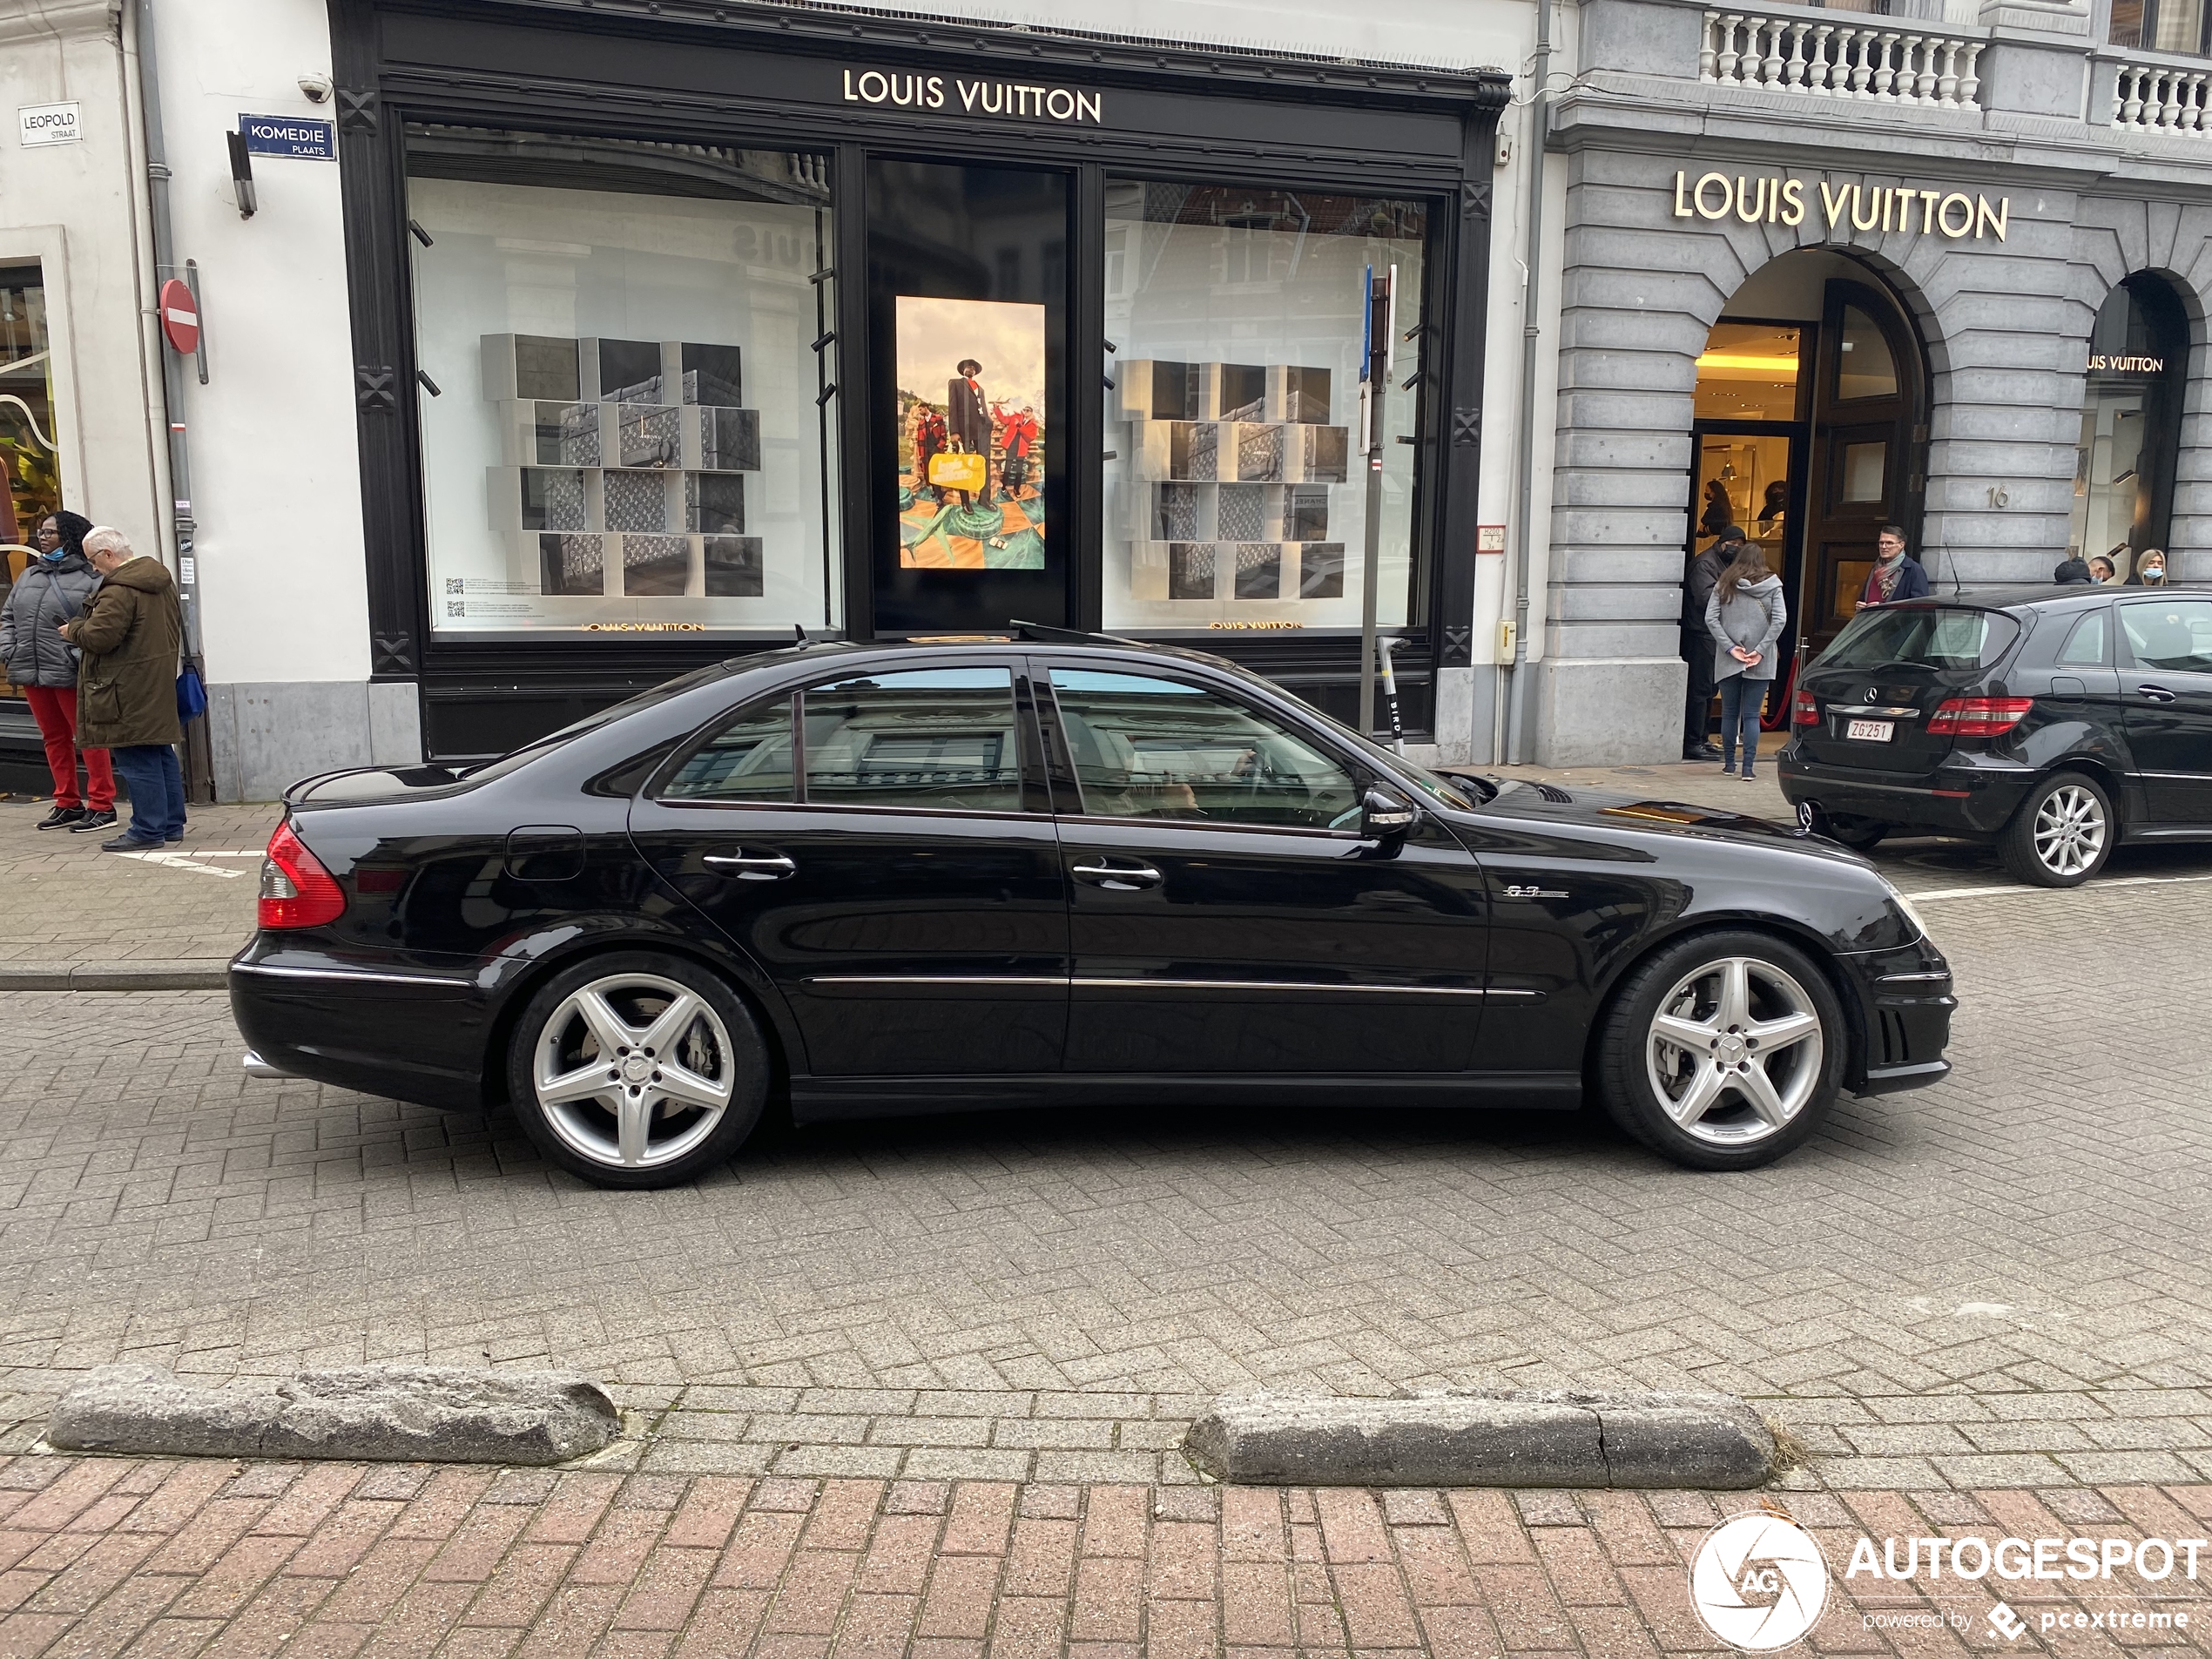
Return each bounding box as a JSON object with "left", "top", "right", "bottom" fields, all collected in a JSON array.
[{"left": 158, "top": 278, "right": 199, "bottom": 355}]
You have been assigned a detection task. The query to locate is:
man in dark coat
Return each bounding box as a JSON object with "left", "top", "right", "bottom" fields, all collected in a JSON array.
[
  {"left": 1861, "top": 524, "right": 1932, "bottom": 607},
  {"left": 1682, "top": 525, "right": 1739, "bottom": 760},
  {"left": 946, "top": 358, "right": 993, "bottom": 505},
  {"left": 2053, "top": 556, "right": 2094, "bottom": 585},
  {"left": 59, "top": 527, "right": 185, "bottom": 851}
]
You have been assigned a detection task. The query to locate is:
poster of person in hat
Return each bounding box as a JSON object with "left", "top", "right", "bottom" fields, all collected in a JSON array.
[{"left": 894, "top": 298, "right": 1047, "bottom": 570}]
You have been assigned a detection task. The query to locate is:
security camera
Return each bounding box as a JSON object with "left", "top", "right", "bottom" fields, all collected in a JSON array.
[{"left": 299, "top": 72, "right": 333, "bottom": 104}]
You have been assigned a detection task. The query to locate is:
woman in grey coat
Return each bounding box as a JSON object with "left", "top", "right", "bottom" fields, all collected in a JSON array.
[
  {"left": 1703, "top": 543, "right": 1788, "bottom": 780},
  {"left": 0, "top": 510, "right": 118, "bottom": 830}
]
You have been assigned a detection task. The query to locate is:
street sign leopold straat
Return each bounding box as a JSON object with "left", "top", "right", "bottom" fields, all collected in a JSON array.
[{"left": 158, "top": 279, "right": 199, "bottom": 356}]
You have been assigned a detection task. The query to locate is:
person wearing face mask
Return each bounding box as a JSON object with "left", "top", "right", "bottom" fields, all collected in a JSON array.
[
  {"left": 0, "top": 510, "right": 116, "bottom": 833},
  {"left": 2137, "top": 550, "right": 2169, "bottom": 587}
]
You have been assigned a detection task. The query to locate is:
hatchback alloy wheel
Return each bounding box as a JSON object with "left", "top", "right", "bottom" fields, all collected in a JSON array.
[{"left": 1999, "top": 771, "right": 2113, "bottom": 888}]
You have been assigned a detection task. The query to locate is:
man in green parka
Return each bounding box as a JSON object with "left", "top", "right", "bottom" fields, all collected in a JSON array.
[{"left": 59, "top": 527, "right": 186, "bottom": 850}]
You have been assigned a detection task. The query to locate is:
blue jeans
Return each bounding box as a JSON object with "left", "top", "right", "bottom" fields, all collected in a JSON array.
[
  {"left": 1717, "top": 676, "right": 1767, "bottom": 773},
  {"left": 109, "top": 743, "right": 186, "bottom": 841}
]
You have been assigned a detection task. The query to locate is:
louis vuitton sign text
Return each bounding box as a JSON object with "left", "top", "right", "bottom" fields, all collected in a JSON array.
[
  {"left": 840, "top": 69, "right": 1103, "bottom": 123},
  {"left": 1674, "top": 172, "right": 2009, "bottom": 239}
]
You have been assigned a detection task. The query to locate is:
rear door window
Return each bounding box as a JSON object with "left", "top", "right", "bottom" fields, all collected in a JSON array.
[
  {"left": 803, "top": 666, "right": 1025, "bottom": 813},
  {"left": 660, "top": 693, "right": 796, "bottom": 801},
  {"left": 1819, "top": 606, "right": 2020, "bottom": 671},
  {"left": 2121, "top": 600, "right": 2212, "bottom": 672}
]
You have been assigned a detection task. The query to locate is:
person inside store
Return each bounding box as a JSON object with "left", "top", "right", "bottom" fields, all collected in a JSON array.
[
  {"left": 0, "top": 509, "right": 117, "bottom": 834},
  {"left": 1698, "top": 478, "right": 1734, "bottom": 543},
  {"left": 57, "top": 526, "right": 185, "bottom": 851},
  {"left": 1704, "top": 537, "right": 1788, "bottom": 782},
  {"left": 1758, "top": 479, "right": 1789, "bottom": 529},
  {"left": 1862, "top": 524, "right": 1931, "bottom": 607},
  {"left": 946, "top": 357, "right": 993, "bottom": 507},
  {"left": 2088, "top": 555, "right": 2117, "bottom": 584},
  {"left": 1681, "top": 524, "right": 1739, "bottom": 761},
  {"left": 2137, "top": 549, "right": 2169, "bottom": 586},
  {"left": 2054, "top": 555, "right": 2094, "bottom": 585}
]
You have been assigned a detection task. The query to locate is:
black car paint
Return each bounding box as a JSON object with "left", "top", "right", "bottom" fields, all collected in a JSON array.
[
  {"left": 230, "top": 641, "right": 1952, "bottom": 1125},
  {"left": 1781, "top": 586, "right": 2212, "bottom": 842}
]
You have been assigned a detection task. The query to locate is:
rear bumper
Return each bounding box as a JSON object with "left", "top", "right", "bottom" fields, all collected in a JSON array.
[
  {"left": 1778, "top": 747, "right": 2038, "bottom": 837},
  {"left": 228, "top": 939, "right": 492, "bottom": 1111}
]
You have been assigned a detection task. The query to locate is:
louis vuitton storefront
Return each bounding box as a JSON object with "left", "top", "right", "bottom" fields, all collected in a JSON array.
[{"left": 331, "top": 0, "right": 1510, "bottom": 760}]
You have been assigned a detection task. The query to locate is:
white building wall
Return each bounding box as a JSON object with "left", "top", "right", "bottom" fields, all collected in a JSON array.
[
  {"left": 151, "top": 0, "right": 388, "bottom": 799},
  {"left": 0, "top": 0, "right": 165, "bottom": 567}
]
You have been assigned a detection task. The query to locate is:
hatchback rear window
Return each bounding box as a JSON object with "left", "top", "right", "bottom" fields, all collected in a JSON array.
[{"left": 1819, "top": 606, "right": 2020, "bottom": 671}]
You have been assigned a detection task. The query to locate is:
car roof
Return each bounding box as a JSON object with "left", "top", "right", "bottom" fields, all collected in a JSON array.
[
  {"left": 687, "top": 630, "right": 1262, "bottom": 689},
  {"left": 1883, "top": 584, "right": 2202, "bottom": 615}
]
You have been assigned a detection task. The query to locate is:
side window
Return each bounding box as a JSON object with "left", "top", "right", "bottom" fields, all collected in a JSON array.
[
  {"left": 660, "top": 693, "right": 796, "bottom": 800},
  {"left": 803, "top": 666, "right": 1023, "bottom": 812},
  {"left": 1049, "top": 668, "right": 1359, "bottom": 830},
  {"left": 2057, "top": 610, "right": 2110, "bottom": 668},
  {"left": 2121, "top": 601, "right": 2212, "bottom": 673}
]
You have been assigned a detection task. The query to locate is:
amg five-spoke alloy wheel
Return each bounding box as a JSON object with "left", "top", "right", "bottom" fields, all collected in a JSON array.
[
  {"left": 1596, "top": 930, "right": 1845, "bottom": 1170},
  {"left": 1998, "top": 770, "right": 2112, "bottom": 888},
  {"left": 506, "top": 953, "right": 767, "bottom": 1187}
]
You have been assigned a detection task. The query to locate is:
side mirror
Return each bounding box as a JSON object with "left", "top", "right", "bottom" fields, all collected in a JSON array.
[{"left": 1361, "top": 784, "right": 1418, "bottom": 839}]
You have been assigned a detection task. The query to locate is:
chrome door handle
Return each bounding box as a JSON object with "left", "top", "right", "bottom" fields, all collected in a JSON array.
[
  {"left": 704, "top": 853, "right": 796, "bottom": 880},
  {"left": 2138, "top": 684, "right": 2180, "bottom": 703},
  {"left": 1072, "top": 860, "right": 1163, "bottom": 890}
]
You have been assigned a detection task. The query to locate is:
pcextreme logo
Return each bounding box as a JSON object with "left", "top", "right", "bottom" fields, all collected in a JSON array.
[{"left": 1689, "top": 1512, "right": 1831, "bottom": 1650}]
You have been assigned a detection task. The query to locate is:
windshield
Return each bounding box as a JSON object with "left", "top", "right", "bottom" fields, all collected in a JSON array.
[{"left": 1818, "top": 606, "right": 2020, "bottom": 672}]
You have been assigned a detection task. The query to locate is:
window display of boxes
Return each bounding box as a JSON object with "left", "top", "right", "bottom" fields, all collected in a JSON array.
[
  {"left": 1116, "top": 357, "right": 1349, "bottom": 604},
  {"left": 482, "top": 333, "right": 765, "bottom": 598}
]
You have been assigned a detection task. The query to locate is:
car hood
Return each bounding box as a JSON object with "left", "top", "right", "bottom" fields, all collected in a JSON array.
[{"left": 1458, "top": 778, "right": 1864, "bottom": 860}]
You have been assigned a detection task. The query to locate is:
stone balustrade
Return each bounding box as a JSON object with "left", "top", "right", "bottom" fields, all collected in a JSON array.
[
  {"left": 2113, "top": 61, "right": 2212, "bottom": 132},
  {"left": 1700, "top": 10, "right": 1986, "bottom": 108}
]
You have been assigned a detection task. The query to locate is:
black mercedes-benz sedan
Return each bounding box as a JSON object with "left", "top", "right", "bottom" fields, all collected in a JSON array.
[
  {"left": 1780, "top": 585, "right": 2212, "bottom": 887},
  {"left": 232, "top": 634, "right": 1953, "bottom": 1186}
]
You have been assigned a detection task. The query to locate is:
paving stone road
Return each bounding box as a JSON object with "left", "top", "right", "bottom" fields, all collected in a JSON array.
[{"left": 3, "top": 1457, "right": 2210, "bottom": 1657}]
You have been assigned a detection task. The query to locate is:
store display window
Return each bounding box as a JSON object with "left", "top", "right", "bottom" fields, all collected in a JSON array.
[
  {"left": 1100, "top": 182, "right": 1428, "bottom": 631},
  {"left": 2069, "top": 273, "right": 2188, "bottom": 583},
  {"left": 0, "top": 266, "right": 62, "bottom": 702},
  {"left": 406, "top": 128, "right": 840, "bottom": 636}
]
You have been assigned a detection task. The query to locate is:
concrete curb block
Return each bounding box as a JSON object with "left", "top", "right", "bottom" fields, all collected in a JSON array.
[
  {"left": 47, "top": 1364, "right": 621, "bottom": 1465},
  {"left": 1182, "top": 1389, "right": 1777, "bottom": 1488},
  {"left": 0, "top": 961, "right": 229, "bottom": 991}
]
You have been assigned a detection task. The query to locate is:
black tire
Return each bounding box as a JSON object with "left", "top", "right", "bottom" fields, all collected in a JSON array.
[
  {"left": 504, "top": 951, "right": 768, "bottom": 1188},
  {"left": 1830, "top": 819, "right": 1888, "bottom": 853},
  {"left": 1996, "top": 770, "right": 2113, "bottom": 888},
  {"left": 1594, "top": 929, "right": 1847, "bottom": 1171}
]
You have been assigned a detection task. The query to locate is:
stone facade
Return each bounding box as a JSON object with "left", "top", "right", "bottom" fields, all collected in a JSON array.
[{"left": 1530, "top": 0, "right": 2212, "bottom": 763}]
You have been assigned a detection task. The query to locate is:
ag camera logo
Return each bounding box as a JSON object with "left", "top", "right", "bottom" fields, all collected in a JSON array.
[{"left": 1691, "top": 1511, "right": 1831, "bottom": 1650}]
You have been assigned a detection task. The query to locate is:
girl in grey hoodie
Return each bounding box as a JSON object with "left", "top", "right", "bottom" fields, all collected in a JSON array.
[{"left": 1704, "top": 545, "right": 1788, "bottom": 780}]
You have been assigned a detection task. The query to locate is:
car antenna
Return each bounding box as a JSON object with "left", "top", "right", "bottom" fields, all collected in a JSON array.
[{"left": 793, "top": 623, "right": 809, "bottom": 644}]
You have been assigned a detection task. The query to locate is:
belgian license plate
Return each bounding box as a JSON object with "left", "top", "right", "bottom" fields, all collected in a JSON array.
[{"left": 1845, "top": 718, "right": 1895, "bottom": 743}]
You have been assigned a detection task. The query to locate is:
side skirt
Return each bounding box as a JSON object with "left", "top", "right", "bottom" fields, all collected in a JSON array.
[{"left": 786, "top": 1071, "right": 1583, "bottom": 1123}]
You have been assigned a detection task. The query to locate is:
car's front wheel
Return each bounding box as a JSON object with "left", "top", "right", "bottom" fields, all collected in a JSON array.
[
  {"left": 1595, "top": 931, "right": 1845, "bottom": 1170},
  {"left": 1997, "top": 771, "right": 2112, "bottom": 888},
  {"left": 506, "top": 953, "right": 768, "bottom": 1188}
]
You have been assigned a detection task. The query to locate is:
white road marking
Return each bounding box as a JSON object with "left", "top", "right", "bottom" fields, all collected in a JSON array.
[
  {"left": 1909, "top": 872, "right": 2212, "bottom": 902},
  {"left": 113, "top": 851, "right": 246, "bottom": 879}
]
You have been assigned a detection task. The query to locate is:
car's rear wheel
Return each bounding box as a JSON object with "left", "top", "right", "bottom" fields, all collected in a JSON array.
[
  {"left": 506, "top": 953, "right": 767, "bottom": 1188},
  {"left": 1997, "top": 771, "right": 2112, "bottom": 888},
  {"left": 1595, "top": 930, "right": 1845, "bottom": 1170}
]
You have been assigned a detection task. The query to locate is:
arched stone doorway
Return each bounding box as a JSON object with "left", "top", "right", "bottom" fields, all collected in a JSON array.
[{"left": 1687, "top": 249, "right": 1928, "bottom": 719}]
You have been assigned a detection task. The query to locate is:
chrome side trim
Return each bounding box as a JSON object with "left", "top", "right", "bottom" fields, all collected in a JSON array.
[
  {"left": 1076, "top": 977, "right": 1527, "bottom": 999},
  {"left": 1874, "top": 970, "right": 1952, "bottom": 985},
  {"left": 806, "top": 975, "right": 1068, "bottom": 988},
  {"left": 2136, "top": 770, "right": 2212, "bottom": 781},
  {"left": 230, "top": 961, "right": 471, "bottom": 989}
]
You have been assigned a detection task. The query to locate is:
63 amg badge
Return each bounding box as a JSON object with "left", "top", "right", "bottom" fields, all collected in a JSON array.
[{"left": 1690, "top": 1512, "right": 1831, "bottom": 1649}]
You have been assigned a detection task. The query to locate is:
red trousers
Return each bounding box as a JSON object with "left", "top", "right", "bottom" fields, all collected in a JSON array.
[{"left": 22, "top": 685, "right": 115, "bottom": 811}]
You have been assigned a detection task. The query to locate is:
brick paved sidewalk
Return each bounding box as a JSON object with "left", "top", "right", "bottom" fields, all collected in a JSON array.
[{"left": 3, "top": 1456, "right": 2209, "bottom": 1656}]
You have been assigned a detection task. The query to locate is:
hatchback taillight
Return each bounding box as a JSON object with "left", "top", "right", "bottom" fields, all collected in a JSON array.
[
  {"left": 1794, "top": 686, "right": 1819, "bottom": 726},
  {"left": 1927, "top": 696, "right": 2033, "bottom": 737},
  {"left": 259, "top": 820, "right": 346, "bottom": 929}
]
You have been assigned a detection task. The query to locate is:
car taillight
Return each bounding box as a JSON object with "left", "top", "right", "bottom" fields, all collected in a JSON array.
[
  {"left": 1794, "top": 687, "right": 1819, "bottom": 726},
  {"left": 1927, "top": 696, "right": 2033, "bottom": 737},
  {"left": 259, "top": 819, "right": 346, "bottom": 929}
]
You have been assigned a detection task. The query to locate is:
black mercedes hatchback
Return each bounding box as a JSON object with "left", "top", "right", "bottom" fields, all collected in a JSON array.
[
  {"left": 1779, "top": 586, "right": 2212, "bottom": 886},
  {"left": 233, "top": 636, "right": 1952, "bottom": 1186}
]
